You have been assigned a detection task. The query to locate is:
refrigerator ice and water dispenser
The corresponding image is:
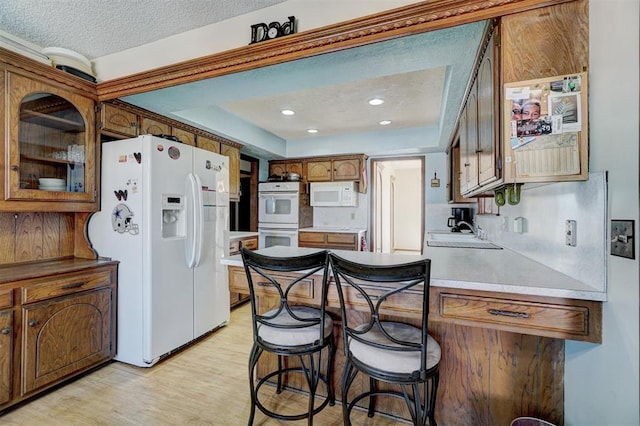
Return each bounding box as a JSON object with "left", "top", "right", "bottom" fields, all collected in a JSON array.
[{"left": 162, "top": 194, "right": 185, "bottom": 238}]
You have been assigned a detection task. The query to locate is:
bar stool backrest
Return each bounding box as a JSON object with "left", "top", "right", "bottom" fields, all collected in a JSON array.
[
  {"left": 240, "top": 248, "right": 330, "bottom": 349},
  {"left": 328, "top": 252, "right": 432, "bottom": 378}
]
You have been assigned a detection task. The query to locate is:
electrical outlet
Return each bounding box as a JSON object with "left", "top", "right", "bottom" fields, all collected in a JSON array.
[
  {"left": 565, "top": 220, "right": 577, "bottom": 246},
  {"left": 611, "top": 220, "right": 635, "bottom": 259},
  {"left": 501, "top": 216, "right": 509, "bottom": 231}
]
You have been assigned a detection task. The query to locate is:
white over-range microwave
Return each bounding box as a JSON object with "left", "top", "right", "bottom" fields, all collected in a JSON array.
[{"left": 310, "top": 181, "right": 358, "bottom": 207}]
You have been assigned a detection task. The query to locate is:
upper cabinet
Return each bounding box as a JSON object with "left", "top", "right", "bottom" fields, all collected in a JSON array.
[
  {"left": 452, "top": 1, "right": 589, "bottom": 200},
  {"left": 139, "top": 117, "right": 170, "bottom": 136},
  {"left": 269, "top": 161, "right": 303, "bottom": 180},
  {"left": 499, "top": 1, "right": 589, "bottom": 186},
  {"left": 100, "top": 103, "right": 137, "bottom": 138},
  {"left": 172, "top": 128, "right": 195, "bottom": 147},
  {"left": 455, "top": 26, "right": 498, "bottom": 198},
  {"left": 476, "top": 33, "right": 499, "bottom": 187},
  {"left": 220, "top": 144, "right": 240, "bottom": 201},
  {"left": 3, "top": 70, "right": 98, "bottom": 211},
  {"left": 269, "top": 154, "right": 368, "bottom": 193},
  {"left": 197, "top": 135, "right": 220, "bottom": 154},
  {"left": 307, "top": 157, "right": 362, "bottom": 182}
]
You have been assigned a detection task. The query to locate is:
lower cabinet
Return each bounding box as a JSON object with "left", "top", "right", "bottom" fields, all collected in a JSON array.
[
  {"left": 229, "top": 235, "right": 258, "bottom": 308},
  {"left": 298, "top": 230, "right": 364, "bottom": 251},
  {"left": 0, "top": 260, "right": 117, "bottom": 411},
  {"left": 0, "top": 304, "right": 12, "bottom": 406}
]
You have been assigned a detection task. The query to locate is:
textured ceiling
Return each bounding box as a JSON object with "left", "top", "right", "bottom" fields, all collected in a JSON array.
[
  {"left": 0, "top": 0, "right": 287, "bottom": 59},
  {"left": 219, "top": 67, "right": 446, "bottom": 140}
]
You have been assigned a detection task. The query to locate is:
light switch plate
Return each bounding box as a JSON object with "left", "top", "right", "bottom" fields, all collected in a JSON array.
[
  {"left": 611, "top": 219, "right": 635, "bottom": 259},
  {"left": 565, "top": 219, "right": 577, "bottom": 246}
]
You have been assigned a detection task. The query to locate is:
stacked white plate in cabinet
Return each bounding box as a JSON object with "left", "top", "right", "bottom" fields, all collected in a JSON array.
[{"left": 38, "top": 177, "right": 66, "bottom": 191}]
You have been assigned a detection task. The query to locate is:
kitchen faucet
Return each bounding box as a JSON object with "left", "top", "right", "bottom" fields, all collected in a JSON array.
[{"left": 457, "top": 220, "right": 484, "bottom": 239}]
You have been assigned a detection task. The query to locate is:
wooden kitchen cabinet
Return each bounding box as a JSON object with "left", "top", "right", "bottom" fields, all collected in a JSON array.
[
  {"left": 456, "top": 26, "right": 499, "bottom": 197},
  {"left": 452, "top": 3, "right": 589, "bottom": 199},
  {"left": 298, "top": 230, "right": 364, "bottom": 251},
  {"left": 268, "top": 161, "right": 303, "bottom": 179},
  {"left": 476, "top": 31, "right": 499, "bottom": 187},
  {"left": 228, "top": 235, "right": 258, "bottom": 308},
  {"left": 0, "top": 259, "right": 117, "bottom": 411},
  {"left": 196, "top": 135, "right": 220, "bottom": 153},
  {"left": 270, "top": 154, "right": 367, "bottom": 192},
  {"left": 100, "top": 103, "right": 138, "bottom": 137},
  {"left": 499, "top": 1, "right": 589, "bottom": 185},
  {"left": 22, "top": 287, "right": 113, "bottom": 394},
  {"left": 459, "top": 80, "right": 479, "bottom": 194},
  {"left": 307, "top": 157, "right": 361, "bottom": 182},
  {"left": 0, "top": 289, "right": 13, "bottom": 406},
  {"left": 140, "top": 117, "right": 170, "bottom": 135},
  {"left": 172, "top": 127, "right": 196, "bottom": 147},
  {"left": 3, "top": 69, "right": 98, "bottom": 212},
  {"left": 221, "top": 144, "right": 240, "bottom": 201}
]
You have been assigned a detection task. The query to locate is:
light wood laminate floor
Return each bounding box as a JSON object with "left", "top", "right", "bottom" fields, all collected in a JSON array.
[{"left": 1, "top": 303, "right": 406, "bottom": 425}]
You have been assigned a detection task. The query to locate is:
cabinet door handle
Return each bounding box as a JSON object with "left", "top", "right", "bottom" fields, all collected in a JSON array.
[
  {"left": 28, "top": 319, "right": 38, "bottom": 327},
  {"left": 0, "top": 326, "right": 11, "bottom": 335},
  {"left": 355, "top": 293, "right": 379, "bottom": 300},
  {"left": 257, "top": 281, "right": 273, "bottom": 287},
  {"left": 10, "top": 165, "right": 19, "bottom": 171},
  {"left": 475, "top": 149, "right": 484, "bottom": 153},
  {"left": 488, "top": 309, "right": 529, "bottom": 319},
  {"left": 61, "top": 281, "right": 86, "bottom": 290}
]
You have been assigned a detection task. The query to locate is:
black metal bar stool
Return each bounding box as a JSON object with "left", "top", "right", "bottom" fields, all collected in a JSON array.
[
  {"left": 240, "top": 248, "right": 335, "bottom": 426},
  {"left": 328, "top": 252, "right": 441, "bottom": 426}
]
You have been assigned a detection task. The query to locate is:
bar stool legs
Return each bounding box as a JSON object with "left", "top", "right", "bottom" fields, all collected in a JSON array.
[{"left": 247, "top": 339, "right": 335, "bottom": 426}]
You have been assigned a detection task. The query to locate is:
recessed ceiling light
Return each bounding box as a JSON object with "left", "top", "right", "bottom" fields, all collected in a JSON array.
[
  {"left": 379, "top": 120, "right": 392, "bottom": 125},
  {"left": 368, "top": 98, "right": 384, "bottom": 106},
  {"left": 307, "top": 129, "right": 318, "bottom": 134},
  {"left": 281, "top": 109, "right": 295, "bottom": 115}
]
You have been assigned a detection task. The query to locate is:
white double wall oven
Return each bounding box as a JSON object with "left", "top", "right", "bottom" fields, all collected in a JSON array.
[{"left": 258, "top": 182, "right": 310, "bottom": 248}]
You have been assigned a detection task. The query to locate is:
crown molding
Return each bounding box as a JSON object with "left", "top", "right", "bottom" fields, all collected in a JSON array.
[{"left": 96, "top": 0, "right": 571, "bottom": 101}]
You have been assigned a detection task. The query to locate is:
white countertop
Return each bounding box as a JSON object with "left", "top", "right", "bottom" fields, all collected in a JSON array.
[
  {"left": 221, "top": 245, "right": 606, "bottom": 302},
  {"left": 229, "top": 231, "right": 258, "bottom": 241},
  {"left": 299, "top": 227, "right": 366, "bottom": 234}
]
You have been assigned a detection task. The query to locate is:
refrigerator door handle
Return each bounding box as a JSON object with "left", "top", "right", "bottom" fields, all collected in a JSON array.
[{"left": 186, "top": 173, "right": 204, "bottom": 268}]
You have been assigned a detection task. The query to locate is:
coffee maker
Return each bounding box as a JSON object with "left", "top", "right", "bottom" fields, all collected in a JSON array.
[{"left": 447, "top": 207, "right": 473, "bottom": 232}]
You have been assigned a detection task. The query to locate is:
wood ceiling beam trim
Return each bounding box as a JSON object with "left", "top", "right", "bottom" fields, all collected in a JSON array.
[{"left": 96, "top": 0, "right": 572, "bottom": 101}]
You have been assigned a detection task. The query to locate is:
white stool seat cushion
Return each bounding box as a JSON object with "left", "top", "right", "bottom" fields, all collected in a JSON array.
[
  {"left": 258, "top": 306, "right": 333, "bottom": 347},
  {"left": 348, "top": 321, "right": 441, "bottom": 374}
]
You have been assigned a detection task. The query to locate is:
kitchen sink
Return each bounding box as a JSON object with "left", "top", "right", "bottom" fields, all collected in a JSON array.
[
  {"left": 426, "top": 231, "right": 502, "bottom": 249},
  {"left": 427, "top": 231, "right": 477, "bottom": 241}
]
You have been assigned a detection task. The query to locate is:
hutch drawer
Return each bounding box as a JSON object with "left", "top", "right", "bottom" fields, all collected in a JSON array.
[{"left": 21, "top": 270, "right": 113, "bottom": 304}]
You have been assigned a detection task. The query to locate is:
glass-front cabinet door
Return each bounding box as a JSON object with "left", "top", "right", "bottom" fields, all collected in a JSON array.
[{"left": 6, "top": 72, "right": 96, "bottom": 205}]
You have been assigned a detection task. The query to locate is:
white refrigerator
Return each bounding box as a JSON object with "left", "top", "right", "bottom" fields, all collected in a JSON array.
[{"left": 89, "top": 134, "right": 230, "bottom": 367}]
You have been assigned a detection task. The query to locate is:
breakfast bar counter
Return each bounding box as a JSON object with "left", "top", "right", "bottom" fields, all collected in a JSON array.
[{"left": 222, "top": 246, "right": 604, "bottom": 425}]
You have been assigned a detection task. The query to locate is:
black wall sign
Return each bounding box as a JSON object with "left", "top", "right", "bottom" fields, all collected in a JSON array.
[{"left": 250, "top": 16, "right": 296, "bottom": 44}]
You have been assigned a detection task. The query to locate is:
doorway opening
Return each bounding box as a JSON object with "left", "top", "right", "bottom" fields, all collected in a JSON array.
[
  {"left": 230, "top": 154, "right": 259, "bottom": 232},
  {"left": 370, "top": 157, "right": 425, "bottom": 255}
]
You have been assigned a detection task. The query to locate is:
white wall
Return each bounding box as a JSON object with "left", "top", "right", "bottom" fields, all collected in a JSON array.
[{"left": 563, "top": 1, "right": 639, "bottom": 424}]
